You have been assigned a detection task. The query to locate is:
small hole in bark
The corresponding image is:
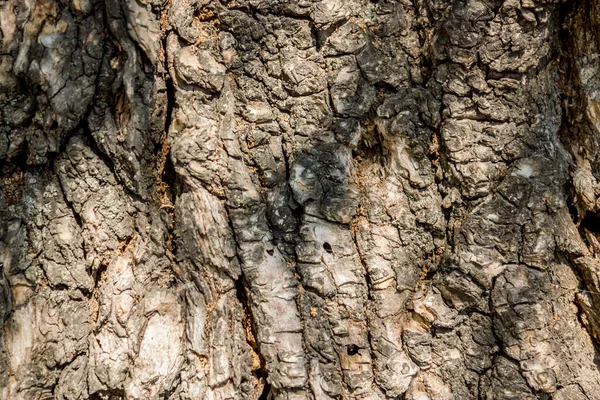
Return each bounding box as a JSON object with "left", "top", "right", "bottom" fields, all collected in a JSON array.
[
  {"left": 347, "top": 344, "right": 359, "bottom": 355},
  {"left": 374, "top": 81, "right": 398, "bottom": 94},
  {"left": 266, "top": 249, "right": 274, "bottom": 256},
  {"left": 323, "top": 242, "right": 333, "bottom": 253}
]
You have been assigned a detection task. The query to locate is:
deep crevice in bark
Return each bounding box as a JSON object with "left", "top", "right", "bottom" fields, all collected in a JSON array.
[
  {"left": 235, "top": 275, "right": 268, "bottom": 382},
  {"left": 257, "top": 382, "right": 272, "bottom": 400},
  {"left": 5, "top": 0, "right": 600, "bottom": 398}
]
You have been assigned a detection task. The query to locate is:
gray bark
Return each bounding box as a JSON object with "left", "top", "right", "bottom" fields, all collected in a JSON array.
[{"left": 2, "top": 0, "right": 600, "bottom": 399}]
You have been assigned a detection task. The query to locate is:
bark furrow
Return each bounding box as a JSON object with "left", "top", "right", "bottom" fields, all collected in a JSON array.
[{"left": 2, "top": 0, "right": 600, "bottom": 399}]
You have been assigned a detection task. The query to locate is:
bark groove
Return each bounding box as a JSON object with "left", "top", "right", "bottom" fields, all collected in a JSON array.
[{"left": 2, "top": 0, "right": 600, "bottom": 399}]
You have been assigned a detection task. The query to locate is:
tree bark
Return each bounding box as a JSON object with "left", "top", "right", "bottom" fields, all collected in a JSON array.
[{"left": 2, "top": 0, "right": 600, "bottom": 398}]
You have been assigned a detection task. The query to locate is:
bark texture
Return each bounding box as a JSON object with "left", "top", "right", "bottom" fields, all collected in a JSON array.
[{"left": 2, "top": 0, "right": 600, "bottom": 399}]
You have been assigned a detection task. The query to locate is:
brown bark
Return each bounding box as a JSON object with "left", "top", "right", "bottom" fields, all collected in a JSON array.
[{"left": 2, "top": 0, "right": 600, "bottom": 399}]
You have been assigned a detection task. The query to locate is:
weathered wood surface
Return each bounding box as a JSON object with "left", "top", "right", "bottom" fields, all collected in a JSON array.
[{"left": 2, "top": 0, "right": 600, "bottom": 398}]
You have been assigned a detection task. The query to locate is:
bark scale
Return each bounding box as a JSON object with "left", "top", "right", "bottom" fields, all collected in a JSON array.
[{"left": 1, "top": 0, "right": 600, "bottom": 399}]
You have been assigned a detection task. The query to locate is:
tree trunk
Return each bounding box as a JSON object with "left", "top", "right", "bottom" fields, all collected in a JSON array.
[{"left": 2, "top": 0, "right": 600, "bottom": 398}]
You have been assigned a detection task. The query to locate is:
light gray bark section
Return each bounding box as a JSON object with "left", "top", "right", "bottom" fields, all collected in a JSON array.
[{"left": 2, "top": 0, "right": 600, "bottom": 399}]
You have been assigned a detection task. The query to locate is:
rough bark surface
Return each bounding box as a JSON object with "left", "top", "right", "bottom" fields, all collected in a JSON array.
[{"left": 2, "top": 0, "right": 600, "bottom": 399}]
